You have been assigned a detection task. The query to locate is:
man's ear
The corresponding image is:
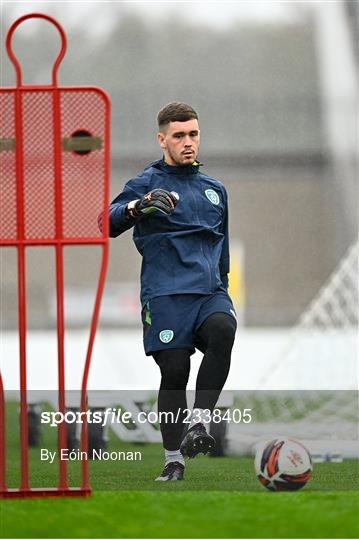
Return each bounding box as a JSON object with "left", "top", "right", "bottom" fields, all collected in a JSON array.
[{"left": 157, "top": 131, "right": 166, "bottom": 150}]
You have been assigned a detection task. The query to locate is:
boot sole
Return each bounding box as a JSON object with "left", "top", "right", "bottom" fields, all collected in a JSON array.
[{"left": 182, "top": 434, "right": 216, "bottom": 458}]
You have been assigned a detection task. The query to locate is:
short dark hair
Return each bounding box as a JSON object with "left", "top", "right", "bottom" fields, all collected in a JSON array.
[{"left": 157, "top": 102, "right": 198, "bottom": 130}]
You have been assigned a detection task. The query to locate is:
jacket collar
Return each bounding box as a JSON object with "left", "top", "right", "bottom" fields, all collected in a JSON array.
[{"left": 149, "top": 157, "right": 202, "bottom": 175}]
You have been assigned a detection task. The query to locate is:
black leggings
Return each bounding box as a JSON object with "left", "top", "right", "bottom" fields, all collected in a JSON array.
[{"left": 153, "top": 312, "right": 236, "bottom": 450}]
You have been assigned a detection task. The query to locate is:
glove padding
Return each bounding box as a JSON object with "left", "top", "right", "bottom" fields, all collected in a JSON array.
[{"left": 131, "top": 189, "right": 179, "bottom": 217}]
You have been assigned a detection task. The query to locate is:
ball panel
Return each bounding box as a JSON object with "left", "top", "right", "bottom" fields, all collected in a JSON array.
[
  {"left": 278, "top": 440, "right": 312, "bottom": 476},
  {"left": 257, "top": 474, "right": 271, "bottom": 488},
  {"left": 274, "top": 479, "right": 308, "bottom": 491},
  {"left": 280, "top": 470, "right": 312, "bottom": 484},
  {"left": 266, "top": 440, "right": 284, "bottom": 477},
  {"left": 259, "top": 439, "right": 277, "bottom": 473}
]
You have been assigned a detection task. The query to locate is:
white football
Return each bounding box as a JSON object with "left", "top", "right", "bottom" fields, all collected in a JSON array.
[{"left": 254, "top": 437, "right": 312, "bottom": 491}]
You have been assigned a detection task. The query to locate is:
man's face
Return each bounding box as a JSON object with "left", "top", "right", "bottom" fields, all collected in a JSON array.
[{"left": 157, "top": 119, "right": 200, "bottom": 166}]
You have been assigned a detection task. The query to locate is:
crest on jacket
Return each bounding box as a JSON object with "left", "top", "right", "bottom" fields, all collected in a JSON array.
[{"left": 205, "top": 189, "right": 220, "bottom": 205}]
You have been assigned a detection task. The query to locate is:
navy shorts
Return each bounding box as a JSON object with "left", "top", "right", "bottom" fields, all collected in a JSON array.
[{"left": 141, "top": 291, "right": 237, "bottom": 356}]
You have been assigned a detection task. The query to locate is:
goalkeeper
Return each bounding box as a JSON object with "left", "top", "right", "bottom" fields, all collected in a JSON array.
[{"left": 107, "top": 102, "right": 237, "bottom": 481}]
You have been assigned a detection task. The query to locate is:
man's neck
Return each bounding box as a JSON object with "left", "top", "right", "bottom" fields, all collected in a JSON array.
[{"left": 163, "top": 156, "right": 199, "bottom": 168}]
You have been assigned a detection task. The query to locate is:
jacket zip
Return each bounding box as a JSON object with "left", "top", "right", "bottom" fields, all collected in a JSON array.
[{"left": 187, "top": 176, "right": 213, "bottom": 291}]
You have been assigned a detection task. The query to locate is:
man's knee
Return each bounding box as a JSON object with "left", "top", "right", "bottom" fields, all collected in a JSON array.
[
  {"left": 153, "top": 349, "right": 190, "bottom": 389},
  {"left": 198, "top": 312, "right": 236, "bottom": 352}
]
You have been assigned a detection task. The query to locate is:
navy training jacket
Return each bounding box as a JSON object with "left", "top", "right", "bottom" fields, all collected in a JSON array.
[{"left": 109, "top": 159, "right": 230, "bottom": 306}]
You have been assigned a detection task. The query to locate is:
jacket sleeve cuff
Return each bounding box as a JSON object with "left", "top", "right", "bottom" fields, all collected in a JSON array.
[{"left": 109, "top": 203, "right": 135, "bottom": 237}]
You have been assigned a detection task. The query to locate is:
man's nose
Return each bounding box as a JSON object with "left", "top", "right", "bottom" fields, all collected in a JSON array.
[{"left": 184, "top": 135, "right": 192, "bottom": 146}]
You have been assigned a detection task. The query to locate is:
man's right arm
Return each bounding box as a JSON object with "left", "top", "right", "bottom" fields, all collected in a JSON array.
[
  {"left": 103, "top": 177, "right": 179, "bottom": 238},
  {"left": 107, "top": 177, "right": 148, "bottom": 238}
]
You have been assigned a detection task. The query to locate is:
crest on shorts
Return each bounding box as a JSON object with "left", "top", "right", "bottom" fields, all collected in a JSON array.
[
  {"left": 159, "top": 329, "right": 174, "bottom": 343},
  {"left": 205, "top": 189, "right": 220, "bottom": 205}
]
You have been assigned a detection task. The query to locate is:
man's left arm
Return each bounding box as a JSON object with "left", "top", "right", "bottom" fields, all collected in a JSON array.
[{"left": 219, "top": 189, "right": 230, "bottom": 290}]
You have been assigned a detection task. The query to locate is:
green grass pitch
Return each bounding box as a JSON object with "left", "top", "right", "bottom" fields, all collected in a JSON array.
[{"left": 1, "top": 402, "right": 358, "bottom": 538}]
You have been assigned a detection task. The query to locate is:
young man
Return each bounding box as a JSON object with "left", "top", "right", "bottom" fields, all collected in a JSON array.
[{"left": 108, "top": 102, "right": 237, "bottom": 481}]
